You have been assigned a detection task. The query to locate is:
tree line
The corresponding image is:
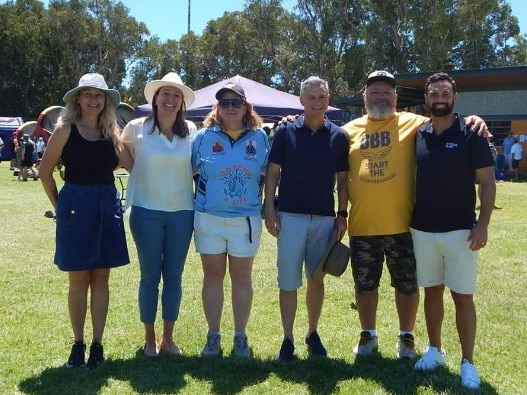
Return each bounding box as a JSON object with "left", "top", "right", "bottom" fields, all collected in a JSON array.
[{"left": 1, "top": 0, "right": 526, "bottom": 120}]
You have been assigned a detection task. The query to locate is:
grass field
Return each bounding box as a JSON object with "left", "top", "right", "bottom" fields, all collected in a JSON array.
[{"left": 0, "top": 160, "right": 525, "bottom": 394}]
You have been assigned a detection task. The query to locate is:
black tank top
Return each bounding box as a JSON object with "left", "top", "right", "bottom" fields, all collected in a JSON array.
[{"left": 61, "top": 124, "right": 118, "bottom": 184}]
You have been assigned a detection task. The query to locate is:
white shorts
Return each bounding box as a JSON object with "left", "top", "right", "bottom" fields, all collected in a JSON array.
[
  {"left": 410, "top": 228, "right": 478, "bottom": 294},
  {"left": 277, "top": 212, "right": 335, "bottom": 291},
  {"left": 194, "top": 211, "right": 262, "bottom": 258}
]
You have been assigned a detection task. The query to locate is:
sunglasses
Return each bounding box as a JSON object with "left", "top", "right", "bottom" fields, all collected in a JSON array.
[{"left": 218, "top": 98, "right": 245, "bottom": 109}]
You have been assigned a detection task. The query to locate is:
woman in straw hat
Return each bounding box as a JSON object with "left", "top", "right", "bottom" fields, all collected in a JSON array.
[
  {"left": 120, "top": 72, "right": 196, "bottom": 357},
  {"left": 39, "top": 73, "right": 130, "bottom": 369},
  {"left": 191, "top": 82, "right": 270, "bottom": 358}
]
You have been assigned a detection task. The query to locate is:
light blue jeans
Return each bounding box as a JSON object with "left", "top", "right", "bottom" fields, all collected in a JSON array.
[{"left": 130, "top": 206, "right": 194, "bottom": 323}]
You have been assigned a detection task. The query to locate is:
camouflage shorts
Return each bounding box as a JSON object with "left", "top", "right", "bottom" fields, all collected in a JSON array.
[{"left": 349, "top": 232, "right": 417, "bottom": 295}]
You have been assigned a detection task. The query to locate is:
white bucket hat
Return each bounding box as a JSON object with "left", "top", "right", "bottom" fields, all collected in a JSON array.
[
  {"left": 144, "top": 72, "right": 195, "bottom": 106},
  {"left": 63, "top": 73, "right": 121, "bottom": 107}
]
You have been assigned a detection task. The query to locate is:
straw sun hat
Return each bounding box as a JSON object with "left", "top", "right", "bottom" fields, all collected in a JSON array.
[
  {"left": 63, "top": 73, "right": 121, "bottom": 107},
  {"left": 144, "top": 72, "right": 195, "bottom": 106}
]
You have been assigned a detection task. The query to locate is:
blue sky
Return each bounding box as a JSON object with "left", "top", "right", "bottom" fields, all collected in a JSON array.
[
  {"left": 9, "top": 0, "right": 527, "bottom": 41},
  {"left": 119, "top": 0, "right": 527, "bottom": 42}
]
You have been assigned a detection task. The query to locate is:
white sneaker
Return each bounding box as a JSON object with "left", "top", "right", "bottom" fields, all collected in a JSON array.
[
  {"left": 396, "top": 334, "right": 418, "bottom": 359},
  {"left": 353, "top": 331, "right": 378, "bottom": 356},
  {"left": 461, "top": 359, "right": 481, "bottom": 390},
  {"left": 414, "top": 346, "right": 446, "bottom": 371}
]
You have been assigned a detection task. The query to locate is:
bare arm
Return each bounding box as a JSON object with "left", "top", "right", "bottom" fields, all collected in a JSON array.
[
  {"left": 465, "top": 115, "right": 492, "bottom": 138},
  {"left": 335, "top": 170, "right": 348, "bottom": 240},
  {"left": 39, "top": 125, "right": 71, "bottom": 210},
  {"left": 468, "top": 166, "right": 496, "bottom": 251},
  {"left": 264, "top": 162, "right": 281, "bottom": 237}
]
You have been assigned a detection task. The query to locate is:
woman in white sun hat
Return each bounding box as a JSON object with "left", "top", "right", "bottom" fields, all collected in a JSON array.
[
  {"left": 121, "top": 72, "right": 196, "bottom": 357},
  {"left": 39, "top": 72, "right": 130, "bottom": 369}
]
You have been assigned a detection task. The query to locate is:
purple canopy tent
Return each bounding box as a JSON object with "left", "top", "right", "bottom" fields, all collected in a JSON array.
[{"left": 134, "top": 75, "right": 343, "bottom": 124}]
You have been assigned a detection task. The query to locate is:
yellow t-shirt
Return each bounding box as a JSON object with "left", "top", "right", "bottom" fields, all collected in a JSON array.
[
  {"left": 343, "top": 112, "right": 429, "bottom": 236},
  {"left": 224, "top": 129, "right": 243, "bottom": 140}
]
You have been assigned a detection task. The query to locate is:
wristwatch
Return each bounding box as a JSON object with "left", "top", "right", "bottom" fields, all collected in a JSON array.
[{"left": 336, "top": 210, "right": 348, "bottom": 218}]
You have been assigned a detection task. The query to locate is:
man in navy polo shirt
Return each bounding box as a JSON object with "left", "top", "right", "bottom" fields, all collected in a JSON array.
[
  {"left": 264, "top": 76, "right": 349, "bottom": 362},
  {"left": 410, "top": 72, "right": 495, "bottom": 390}
]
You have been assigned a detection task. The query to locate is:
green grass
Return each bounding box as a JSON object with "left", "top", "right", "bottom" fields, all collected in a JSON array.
[{"left": 0, "top": 160, "right": 525, "bottom": 394}]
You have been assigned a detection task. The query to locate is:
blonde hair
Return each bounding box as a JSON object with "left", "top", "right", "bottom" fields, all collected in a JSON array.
[
  {"left": 57, "top": 89, "right": 120, "bottom": 146},
  {"left": 203, "top": 101, "right": 263, "bottom": 130}
]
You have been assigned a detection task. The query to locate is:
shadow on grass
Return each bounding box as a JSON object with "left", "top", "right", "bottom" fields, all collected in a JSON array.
[{"left": 18, "top": 349, "right": 499, "bottom": 395}]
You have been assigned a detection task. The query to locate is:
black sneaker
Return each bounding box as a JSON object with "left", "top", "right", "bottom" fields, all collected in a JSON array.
[
  {"left": 66, "top": 340, "right": 86, "bottom": 368},
  {"left": 86, "top": 341, "right": 105, "bottom": 369},
  {"left": 277, "top": 337, "right": 295, "bottom": 362},
  {"left": 305, "top": 331, "right": 327, "bottom": 356}
]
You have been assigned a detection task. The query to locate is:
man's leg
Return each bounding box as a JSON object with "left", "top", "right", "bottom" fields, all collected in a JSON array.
[
  {"left": 452, "top": 291, "right": 477, "bottom": 363},
  {"left": 306, "top": 278, "right": 324, "bottom": 334}
]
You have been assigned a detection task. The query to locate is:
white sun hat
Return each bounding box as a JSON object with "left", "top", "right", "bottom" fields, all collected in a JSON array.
[
  {"left": 63, "top": 73, "right": 121, "bottom": 107},
  {"left": 144, "top": 72, "right": 195, "bottom": 107}
]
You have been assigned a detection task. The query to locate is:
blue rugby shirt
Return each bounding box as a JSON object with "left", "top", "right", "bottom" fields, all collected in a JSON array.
[{"left": 191, "top": 125, "right": 270, "bottom": 218}]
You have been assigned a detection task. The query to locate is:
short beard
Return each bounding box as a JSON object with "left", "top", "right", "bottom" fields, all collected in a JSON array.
[
  {"left": 429, "top": 104, "right": 454, "bottom": 117},
  {"left": 366, "top": 103, "right": 395, "bottom": 120}
]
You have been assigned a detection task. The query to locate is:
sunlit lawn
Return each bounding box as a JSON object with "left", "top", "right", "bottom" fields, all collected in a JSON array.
[{"left": 0, "top": 160, "right": 525, "bottom": 394}]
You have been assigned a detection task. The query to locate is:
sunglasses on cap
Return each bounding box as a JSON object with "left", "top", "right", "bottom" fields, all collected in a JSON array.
[{"left": 218, "top": 98, "right": 245, "bottom": 109}]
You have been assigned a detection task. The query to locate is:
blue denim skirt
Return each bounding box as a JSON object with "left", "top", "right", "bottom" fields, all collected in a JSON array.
[{"left": 55, "top": 183, "right": 130, "bottom": 271}]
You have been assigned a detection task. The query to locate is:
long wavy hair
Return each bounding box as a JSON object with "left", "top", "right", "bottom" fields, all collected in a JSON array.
[
  {"left": 56, "top": 89, "right": 120, "bottom": 147},
  {"left": 147, "top": 90, "right": 190, "bottom": 138},
  {"left": 203, "top": 100, "right": 263, "bottom": 130}
]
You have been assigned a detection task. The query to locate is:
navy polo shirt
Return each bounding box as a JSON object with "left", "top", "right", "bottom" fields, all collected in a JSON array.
[
  {"left": 411, "top": 114, "right": 494, "bottom": 232},
  {"left": 269, "top": 115, "right": 349, "bottom": 216}
]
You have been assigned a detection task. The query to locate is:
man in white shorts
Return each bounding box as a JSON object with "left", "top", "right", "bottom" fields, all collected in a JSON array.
[{"left": 410, "top": 72, "right": 495, "bottom": 390}]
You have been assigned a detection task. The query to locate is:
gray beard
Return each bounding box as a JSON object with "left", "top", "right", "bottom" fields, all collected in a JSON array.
[{"left": 366, "top": 104, "right": 395, "bottom": 120}]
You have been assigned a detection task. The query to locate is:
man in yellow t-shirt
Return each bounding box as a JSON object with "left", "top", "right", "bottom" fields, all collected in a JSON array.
[{"left": 343, "top": 70, "right": 486, "bottom": 360}]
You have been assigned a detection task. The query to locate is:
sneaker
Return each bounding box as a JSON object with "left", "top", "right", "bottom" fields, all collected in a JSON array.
[
  {"left": 305, "top": 331, "right": 327, "bottom": 356},
  {"left": 66, "top": 340, "right": 86, "bottom": 368},
  {"left": 414, "top": 346, "right": 446, "bottom": 371},
  {"left": 396, "top": 333, "right": 418, "bottom": 359},
  {"left": 202, "top": 332, "right": 221, "bottom": 357},
  {"left": 86, "top": 341, "right": 105, "bottom": 369},
  {"left": 233, "top": 333, "right": 251, "bottom": 358},
  {"left": 461, "top": 359, "right": 481, "bottom": 390},
  {"left": 353, "top": 331, "right": 378, "bottom": 356},
  {"left": 277, "top": 337, "right": 295, "bottom": 362}
]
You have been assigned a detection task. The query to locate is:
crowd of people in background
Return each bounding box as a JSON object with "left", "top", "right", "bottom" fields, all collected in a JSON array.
[{"left": 29, "top": 67, "right": 527, "bottom": 392}]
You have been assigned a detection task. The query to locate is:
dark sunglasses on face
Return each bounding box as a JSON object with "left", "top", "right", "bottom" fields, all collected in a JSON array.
[{"left": 218, "top": 98, "right": 245, "bottom": 109}]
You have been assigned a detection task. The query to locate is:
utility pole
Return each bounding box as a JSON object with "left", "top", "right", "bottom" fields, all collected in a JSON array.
[{"left": 187, "top": 0, "right": 191, "bottom": 34}]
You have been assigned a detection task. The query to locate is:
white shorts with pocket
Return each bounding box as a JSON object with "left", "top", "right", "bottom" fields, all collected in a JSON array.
[
  {"left": 410, "top": 228, "right": 478, "bottom": 294},
  {"left": 194, "top": 211, "right": 262, "bottom": 258}
]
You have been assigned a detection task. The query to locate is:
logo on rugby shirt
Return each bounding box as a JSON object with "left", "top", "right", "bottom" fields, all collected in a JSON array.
[{"left": 212, "top": 141, "right": 224, "bottom": 153}]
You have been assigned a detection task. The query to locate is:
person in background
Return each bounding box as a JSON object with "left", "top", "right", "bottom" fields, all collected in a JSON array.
[
  {"left": 264, "top": 76, "right": 349, "bottom": 362},
  {"left": 36, "top": 136, "right": 46, "bottom": 159},
  {"left": 343, "top": 70, "right": 490, "bottom": 360},
  {"left": 39, "top": 73, "right": 130, "bottom": 369},
  {"left": 191, "top": 83, "right": 270, "bottom": 358},
  {"left": 510, "top": 136, "right": 523, "bottom": 181},
  {"left": 9, "top": 132, "right": 18, "bottom": 170},
  {"left": 411, "top": 72, "right": 495, "bottom": 390},
  {"left": 20, "top": 134, "right": 36, "bottom": 181},
  {"left": 502, "top": 131, "right": 515, "bottom": 173},
  {"left": 121, "top": 72, "right": 196, "bottom": 357}
]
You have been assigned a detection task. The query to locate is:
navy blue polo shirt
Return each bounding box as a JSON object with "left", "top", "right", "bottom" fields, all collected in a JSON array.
[
  {"left": 411, "top": 114, "right": 494, "bottom": 232},
  {"left": 269, "top": 115, "right": 349, "bottom": 216}
]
